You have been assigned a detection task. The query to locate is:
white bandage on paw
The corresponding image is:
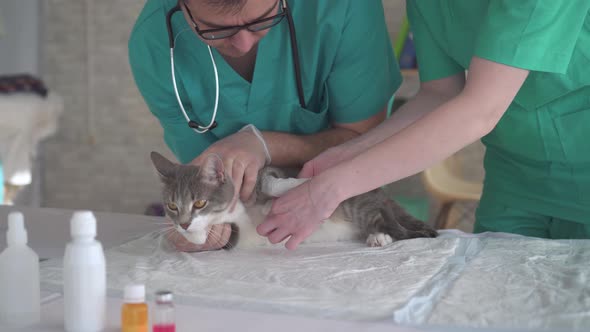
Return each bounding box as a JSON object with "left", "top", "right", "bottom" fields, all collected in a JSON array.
[
  {"left": 240, "top": 124, "right": 272, "bottom": 166},
  {"left": 184, "top": 230, "right": 208, "bottom": 245},
  {"left": 261, "top": 175, "right": 310, "bottom": 197}
]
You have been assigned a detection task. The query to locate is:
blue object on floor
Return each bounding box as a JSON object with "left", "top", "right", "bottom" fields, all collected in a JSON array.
[{"left": 398, "top": 32, "right": 417, "bottom": 69}]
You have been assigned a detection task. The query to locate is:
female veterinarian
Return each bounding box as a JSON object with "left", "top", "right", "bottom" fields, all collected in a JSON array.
[{"left": 259, "top": 0, "right": 590, "bottom": 250}]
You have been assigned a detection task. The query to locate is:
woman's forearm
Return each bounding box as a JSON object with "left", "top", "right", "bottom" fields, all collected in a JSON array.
[
  {"left": 339, "top": 74, "right": 466, "bottom": 160},
  {"left": 326, "top": 93, "right": 494, "bottom": 201},
  {"left": 325, "top": 58, "right": 529, "bottom": 203},
  {"left": 353, "top": 91, "right": 453, "bottom": 148}
]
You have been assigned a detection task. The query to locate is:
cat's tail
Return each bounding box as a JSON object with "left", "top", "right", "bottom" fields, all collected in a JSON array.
[
  {"left": 343, "top": 189, "right": 438, "bottom": 242},
  {"left": 381, "top": 199, "right": 438, "bottom": 239}
]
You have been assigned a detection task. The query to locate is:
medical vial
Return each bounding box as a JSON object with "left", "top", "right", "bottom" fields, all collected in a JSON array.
[
  {"left": 121, "top": 284, "right": 149, "bottom": 332},
  {"left": 152, "top": 290, "right": 175, "bottom": 332}
]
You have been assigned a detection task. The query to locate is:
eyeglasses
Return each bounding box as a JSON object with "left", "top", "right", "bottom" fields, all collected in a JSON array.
[{"left": 183, "top": 0, "right": 286, "bottom": 40}]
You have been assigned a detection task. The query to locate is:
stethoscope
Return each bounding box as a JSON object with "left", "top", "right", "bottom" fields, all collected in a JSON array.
[{"left": 165, "top": 0, "right": 306, "bottom": 133}]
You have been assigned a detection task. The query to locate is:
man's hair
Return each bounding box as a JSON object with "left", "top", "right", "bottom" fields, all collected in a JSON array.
[{"left": 185, "top": 0, "right": 247, "bottom": 15}]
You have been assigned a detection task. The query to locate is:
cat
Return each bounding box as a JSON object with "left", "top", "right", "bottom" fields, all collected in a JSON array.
[{"left": 150, "top": 151, "right": 438, "bottom": 249}]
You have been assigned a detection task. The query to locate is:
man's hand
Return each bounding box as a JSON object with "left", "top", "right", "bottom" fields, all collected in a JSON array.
[
  {"left": 192, "top": 125, "right": 270, "bottom": 209},
  {"left": 166, "top": 223, "right": 232, "bottom": 252}
]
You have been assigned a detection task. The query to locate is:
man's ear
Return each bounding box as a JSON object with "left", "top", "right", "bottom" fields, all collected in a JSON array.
[
  {"left": 199, "top": 153, "right": 226, "bottom": 185},
  {"left": 150, "top": 151, "right": 177, "bottom": 181}
]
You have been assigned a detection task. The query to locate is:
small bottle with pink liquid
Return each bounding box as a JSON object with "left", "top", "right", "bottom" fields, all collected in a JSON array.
[{"left": 152, "top": 290, "right": 175, "bottom": 332}]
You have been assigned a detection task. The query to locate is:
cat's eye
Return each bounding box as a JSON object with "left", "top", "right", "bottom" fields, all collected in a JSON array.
[
  {"left": 167, "top": 202, "right": 178, "bottom": 211},
  {"left": 193, "top": 200, "right": 207, "bottom": 209}
]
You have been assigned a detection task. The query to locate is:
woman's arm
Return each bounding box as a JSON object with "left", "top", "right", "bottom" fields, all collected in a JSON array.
[
  {"left": 259, "top": 57, "right": 530, "bottom": 250},
  {"left": 299, "top": 72, "right": 467, "bottom": 178},
  {"left": 346, "top": 72, "right": 466, "bottom": 155},
  {"left": 328, "top": 57, "right": 529, "bottom": 200}
]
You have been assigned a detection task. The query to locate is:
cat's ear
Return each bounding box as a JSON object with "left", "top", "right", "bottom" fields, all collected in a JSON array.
[
  {"left": 200, "top": 153, "right": 226, "bottom": 185},
  {"left": 150, "top": 151, "right": 176, "bottom": 180}
]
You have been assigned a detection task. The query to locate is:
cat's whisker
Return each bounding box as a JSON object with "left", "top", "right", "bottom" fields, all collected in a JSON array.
[
  {"left": 149, "top": 229, "right": 168, "bottom": 237},
  {"left": 160, "top": 228, "right": 176, "bottom": 236},
  {"left": 151, "top": 227, "right": 176, "bottom": 239},
  {"left": 207, "top": 229, "right": 222, "bottom": 242},
  {"left": 223, "top": 240, "right": 236, "bottom": 250},
  {"left": 153, "top": 225, "right": 175, "bottom": 233},
  {"left": 153, "top": 228, "right": 172, "bottom": 234},
  {"left": 147, "top": 227, "right": 179, "bottom": 256}
]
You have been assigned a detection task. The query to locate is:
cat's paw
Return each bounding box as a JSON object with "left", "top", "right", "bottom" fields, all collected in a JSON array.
[
  {"left": 411, "top": 228, "right": 438, "bottom": 238},
  {"left": 366, "top": 233, "right": 393, "bottom": 247},
  {"left": 422, "top": 228, "right": 439, "bottom": 238}
]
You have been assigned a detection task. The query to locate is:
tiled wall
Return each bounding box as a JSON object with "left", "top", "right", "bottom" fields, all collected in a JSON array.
[{"left": 40, "top": 0, "right": 408, "bottom": 214}]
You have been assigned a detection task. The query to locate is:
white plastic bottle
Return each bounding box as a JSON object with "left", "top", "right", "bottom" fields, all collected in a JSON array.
[
  {"left": 0, "top": 211, "right": 41, "bottom": 327},
  {"left": 63, "top": 211, "right": 106, "bottom": 332}
]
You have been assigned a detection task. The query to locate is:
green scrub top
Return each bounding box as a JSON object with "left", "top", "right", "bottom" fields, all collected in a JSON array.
[
  {"left": 407, "top": 1, "right": 590, "bottom": 228},
  {"left": 129, "top": 0, "right": 400, "bottom": 164}
]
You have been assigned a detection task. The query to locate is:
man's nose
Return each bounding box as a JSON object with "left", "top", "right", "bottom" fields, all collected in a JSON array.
[{"left": 230, "top": 29, "right": 257, "bottom": 53}]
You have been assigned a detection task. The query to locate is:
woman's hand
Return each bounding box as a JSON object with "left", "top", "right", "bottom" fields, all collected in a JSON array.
[{"left": 257, "top": 176, "right": 343, "bottom": 250}]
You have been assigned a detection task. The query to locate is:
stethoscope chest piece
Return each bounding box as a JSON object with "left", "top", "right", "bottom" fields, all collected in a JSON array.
[{"left": 189, "top": 120, "right": 218, "bottom": 130}]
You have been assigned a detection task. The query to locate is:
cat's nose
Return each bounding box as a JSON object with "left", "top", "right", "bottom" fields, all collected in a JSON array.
[{"left": 179, "top": 223, "right": 191, "bottom": 230}]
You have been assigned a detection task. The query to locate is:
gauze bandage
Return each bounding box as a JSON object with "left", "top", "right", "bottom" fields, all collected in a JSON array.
[{"left": 261, "top": 175, "right": 309, "bottom": 197}]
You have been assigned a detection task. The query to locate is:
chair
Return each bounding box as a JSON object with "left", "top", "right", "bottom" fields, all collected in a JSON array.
[{"left": 422, "top": 143, "right": 485, "bottom": 229}]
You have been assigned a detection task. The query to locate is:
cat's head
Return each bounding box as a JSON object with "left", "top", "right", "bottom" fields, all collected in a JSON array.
[{"left": 150, "top": 151, "right": 235, "bottom": 244}]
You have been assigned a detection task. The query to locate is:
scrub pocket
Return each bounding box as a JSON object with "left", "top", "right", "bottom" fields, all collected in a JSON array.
[
  {"left": 553, "top": 107, "right": 590, "bottom": 202},
  {"left": 291, "top": 86, "right": 330, "bottom": 135},
  {"left": 475, "top": 197, "right": 551, "bottom": 238},
  {"left": 553, "top": 108, "right": 590, "bottom": 164}
]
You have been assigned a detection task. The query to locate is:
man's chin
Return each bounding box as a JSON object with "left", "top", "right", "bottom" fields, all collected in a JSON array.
[
  {"left": 217, "top": 46, "right": 256, "bottom": 59},
  {"left": 220, "top": 51, "right": 247, "bottom": 58}
]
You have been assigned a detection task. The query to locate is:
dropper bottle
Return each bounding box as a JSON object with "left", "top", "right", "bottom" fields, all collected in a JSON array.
[
  {"left": 63, "top": 210, "right": 106, "bottom": 332},
  {"left": 0, "top": 211, "right": 41, "bottom": 327}
]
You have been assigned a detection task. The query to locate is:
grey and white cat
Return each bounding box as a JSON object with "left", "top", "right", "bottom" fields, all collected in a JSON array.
[{"left": 150, "top": 151, "right": 437, "bottom": 249}]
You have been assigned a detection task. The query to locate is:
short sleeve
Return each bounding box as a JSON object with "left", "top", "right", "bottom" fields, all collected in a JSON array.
[
  {"left": 326, "top": 0, "right": 402, "bottom": 124},
  {"left": 407, "top": 1, "right": 464, "bottom": 82},
  {"left": 128, "top": 11, "right": 215, "bottom": 163},
  {"left": 474, "top": 0, "right": 590, "bottom": 74}
]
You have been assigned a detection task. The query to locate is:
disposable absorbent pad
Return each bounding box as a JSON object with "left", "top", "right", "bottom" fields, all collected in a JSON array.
[{"left": 39, "top": 230, "right": 590, "bottom": 330}]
